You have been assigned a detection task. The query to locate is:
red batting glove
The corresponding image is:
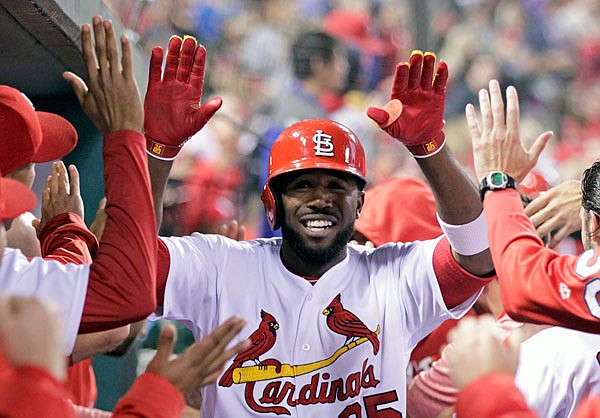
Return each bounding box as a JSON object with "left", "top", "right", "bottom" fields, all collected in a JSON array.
[
  {"left": 367, "top": 50, "right": 448, "bottom": 158},
  {"left": 144, "top": 35, "right": 222, "bottom": 160}
]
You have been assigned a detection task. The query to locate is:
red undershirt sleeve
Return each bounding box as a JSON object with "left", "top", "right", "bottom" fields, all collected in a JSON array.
[
  {"left": 112, "top": 372, "right": 184, "bottom": 418},
  {"left": 456, "top": 373, "right": 536, "bottom": 418},
  {"left": 0, "top": 366, "right": 75, "bottom": 418},
  {"left": 433, "top": 237, "right": 496, "bottom": 308},
  {"left": 76, "top": 130, "right": 157, "bottom": 333}
]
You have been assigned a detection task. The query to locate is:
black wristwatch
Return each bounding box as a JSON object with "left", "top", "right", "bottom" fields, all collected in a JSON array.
[{"left": 479, "top": 171, "right": 518, "bottom": 200}]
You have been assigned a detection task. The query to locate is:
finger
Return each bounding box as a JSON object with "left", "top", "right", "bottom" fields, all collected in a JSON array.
[
  {"left": 120, "top": 34, "right": 134, "bottom": 80},
  {"left": 177, "top": 36, "right": 197, "bottom": 83},
  {"left": 202, "top": 339, "right": 251, "bottom": 381},
  {"left": 102, "top": 19, "right": 121, "bottom": 77},
  {"left": 148, "top": 46, "right": 164, "bottom": 83},
  {"left": 407, "top": 50, "right": 424, "bottom": 90},
  {"left": 163, "top": 36, "right": 183, "bottom": 82},
  {"left": 69, "top": 165, "right": 81, "bottom": 197},
  {"left": 433, "top": 60, "right": 449, "bottom": 94},
  {"left": 191, "top": 97, "right": 223, "bottom": 133},
  {"left": 390, "top": 62, "right": 409, "bottom": 99},
  {"left": 80, "top": 22, "right": 99, "bottom": 87},
  {"left": 489, "top": 80, "right": 505, "bottom": 136},
  {"left": 189, "top": 44, "right": 207, "bottom": 93},
  {"left": 92, "top": 16, "right": 109, "bottom": 79},
  {"left": 62, "top": 72, "right": 88, "bottom": 106},
  {"left": 152, "top": 324, "right": 177, "bottom": 368},
  {"left": 194, "top": 317, "right": 247, "bottom": 365},
  {"left": 478, "top": 88, "right": 492, "bottom": 134},
  {"left": 505, "top": 86, "right": 520, "bottom": 141},
  {"left": 527, "top": 131, "right": 553, "bottom": 164},
  {"left": 55, "top": 161, "right": 70, "bottom": 195},
  {"left": 548, "top": 226, "right": 570, "bottom": 248},
  {"left": 420, "top": 52, "right": 436, "bottom": 90},
  {"left": 237, "top": 224, "right": 246, "bottom": 241},
  {"left": 465, "top": 104, "right": 482, "bottom": 143},
  {"left": 523, "top": 193, "right": 549, "bottom": 217},
  {"left": 49, "top": 163, "right": 59, "bottom": 198}
]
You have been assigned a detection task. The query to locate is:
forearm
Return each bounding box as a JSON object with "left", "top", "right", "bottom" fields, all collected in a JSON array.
[
  {"left": 80, "top": 130, "right": 157, "bottom": 333},
  {"left": 148, "top": 155, "right": 174, "bottom": 228},
  {"left": 417, "top": 147, "right": 494, "bottom": 275},
  {"left": 70, "top": 326, "right": 130, "bottom": 363}
]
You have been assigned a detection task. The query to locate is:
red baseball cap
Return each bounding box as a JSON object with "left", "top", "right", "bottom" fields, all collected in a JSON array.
[
  {"left": 0, "top": 85, "right": 77, "bottom": 174},
  {"left": 355, "top": 177, "right": 442, "bottom": 246},
  {"left": 0, "top": 176, "right": 36, "bottom": 221}
]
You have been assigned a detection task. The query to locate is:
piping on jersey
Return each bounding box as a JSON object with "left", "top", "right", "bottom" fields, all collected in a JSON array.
[{"left": 233, "top": 325, "right": 381, "bottom": 384}]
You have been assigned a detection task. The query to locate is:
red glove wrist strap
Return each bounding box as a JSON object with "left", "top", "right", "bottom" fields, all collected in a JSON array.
[
  {"left": 146, "top": 135, "right": 185, "bottom": 160},
  {"left": 406, "top": 132, "right": 446, "bottom": 158}
]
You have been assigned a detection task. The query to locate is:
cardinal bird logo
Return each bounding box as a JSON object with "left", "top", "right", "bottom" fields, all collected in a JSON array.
[
  {"left": 218, "top": 310, "right": 279, "bottom": 387},
  {"left": 323, "top": 294, "right": 380, "bottom": 355}
]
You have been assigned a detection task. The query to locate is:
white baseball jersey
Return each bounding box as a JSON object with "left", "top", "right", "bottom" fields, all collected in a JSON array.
[
  {"left": 0, "top": 247, "right": 89, "bottom": 354},
  {"left": 515, "top": 326, "right": 600, "bottom": 418},
  {"left": 155, "top": 234, "right": 479, "bottom": 417}
]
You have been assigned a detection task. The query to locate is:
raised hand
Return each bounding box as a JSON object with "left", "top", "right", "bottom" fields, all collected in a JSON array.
[
  {"left": 33, "top": 161, "right": 84, "bottom": 235},
  {"left": 218, "top": 220, "right": 246, "bottom": 241},
  {"left": 63, "top": 16, "right": 143, "bottom": 134},
  {"left": 445, "top": 315, "right": 520, "bottom": 390},
  {"left": 367, "top": 50, "right": 447, "bottom": 158},
  {"left": 144, "top": 36, "right": 223, "bottom": 160},
  {"left": 145, "top": 317, "right": 250, "bottom": 396},
  {"left": 466, "top": 80, "right": 553, "bottom": 183}
]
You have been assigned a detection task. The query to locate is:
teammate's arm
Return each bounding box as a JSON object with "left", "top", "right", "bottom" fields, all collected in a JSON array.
[
  {"left": 466, "top": 81, "right": 600, "bottom": 332},
  {"left": 63, "top": 16, "right": 157, "bottom": 332}
]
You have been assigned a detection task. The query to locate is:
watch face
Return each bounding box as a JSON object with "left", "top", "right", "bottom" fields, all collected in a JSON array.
[{"left": 489, "top": 172, "right": 507, "bottom": 187}]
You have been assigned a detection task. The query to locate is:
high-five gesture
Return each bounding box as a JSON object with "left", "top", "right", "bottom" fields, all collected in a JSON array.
[
  {"left": 466, "top": 80, "right": 553, "bottom": 183},
  {"left": 144, "top": 36, "right": 223, "bottom": 160},
  {"left": 367, "top": 50, "right": 448, "bottom": 158},
  {"left": 63, "top": 16, "right": 143, "bottom": 134}
]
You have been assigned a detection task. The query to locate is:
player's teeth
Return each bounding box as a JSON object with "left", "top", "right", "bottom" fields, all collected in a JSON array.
[{"left": 306, "top": 220, "right": 332, "bottom": 228}]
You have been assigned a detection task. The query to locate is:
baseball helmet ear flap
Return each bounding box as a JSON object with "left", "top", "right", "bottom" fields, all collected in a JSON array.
[
  {"left": 261, "top": 118, "right": 367, "bottom": 230},
  {"left": 261, "top": 182, "right": 285, "bottom": 230}
]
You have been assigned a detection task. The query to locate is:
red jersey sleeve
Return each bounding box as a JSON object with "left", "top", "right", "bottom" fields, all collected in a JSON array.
[
  {"left": 39, "top": 212, "right": 98, "bottom": 264},
  {"left": 0, "top": 356, "right": 75, "bottom": 418},
  {"left": 112, "top": 372, "right": 184, "bottom": 418},
  {"left": 485, "top": 189, "right": 600, "bottom": 333},
  {"left": 456, "top": 373, "right": 535, "bottom": 418},
  {"left": 77, "top": 130, "right": 157, "bottom": 333}
]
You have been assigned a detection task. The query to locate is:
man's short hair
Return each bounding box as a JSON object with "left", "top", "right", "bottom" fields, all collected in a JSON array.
[{"left": 292, "top": 31, "right": 338, "bottom": 80}]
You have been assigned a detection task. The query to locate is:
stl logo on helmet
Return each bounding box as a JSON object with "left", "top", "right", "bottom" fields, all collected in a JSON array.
[{"left": 313, "top": 130, "right": 335, "bottom": 157}]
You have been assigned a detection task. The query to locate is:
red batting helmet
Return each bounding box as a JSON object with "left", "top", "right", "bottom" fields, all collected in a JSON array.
[{"left": 261, "top": 119, "right": 367, "bottom": 230}]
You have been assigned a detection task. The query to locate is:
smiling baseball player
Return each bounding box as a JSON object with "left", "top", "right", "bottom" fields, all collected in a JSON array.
[{"left": 145, "top": 38, "right": 496, "bottom": 417}]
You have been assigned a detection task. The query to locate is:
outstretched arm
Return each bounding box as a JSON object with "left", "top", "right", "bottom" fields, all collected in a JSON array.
[
  {"left": 62, "top": 16, "right": 157, "bottom": 332},
  {"left": 368, "top": 51, "right": 494, "bottom": 305},
  {"left": 465, "top": 81, "right": 600, "bottom": 333}
]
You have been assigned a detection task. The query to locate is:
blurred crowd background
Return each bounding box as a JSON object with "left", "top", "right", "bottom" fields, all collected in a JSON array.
[{"left": 103, "top": 0, "right": 600, "bottom": 239}]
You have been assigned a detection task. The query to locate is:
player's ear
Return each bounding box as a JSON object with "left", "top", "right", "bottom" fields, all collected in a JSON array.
[
  {"left": 590, "top": 210, "right": 600, "bottom": 244},
  {"left": 356, "top": 191, "right": 365, "bottom": 219}
]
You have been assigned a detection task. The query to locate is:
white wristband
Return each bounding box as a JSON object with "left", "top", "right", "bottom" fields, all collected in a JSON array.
[{"left": 436, "top": 211, "right": 489, "bottom": 256}]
